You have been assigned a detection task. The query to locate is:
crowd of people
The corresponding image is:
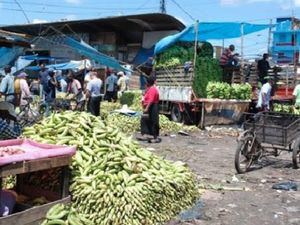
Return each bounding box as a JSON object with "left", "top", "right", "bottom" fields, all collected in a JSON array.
[{"left": 0, "top": 64, "right": 131, "bottom": 117}]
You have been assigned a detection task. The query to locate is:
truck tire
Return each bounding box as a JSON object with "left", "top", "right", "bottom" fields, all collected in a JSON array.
[{"left": 171, "top": 104, "right": 183, "bottom": 123}]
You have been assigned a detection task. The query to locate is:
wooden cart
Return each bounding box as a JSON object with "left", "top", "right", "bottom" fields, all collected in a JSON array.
[{"left": 0, "top": 155, "right": 72, "bottom": 225}]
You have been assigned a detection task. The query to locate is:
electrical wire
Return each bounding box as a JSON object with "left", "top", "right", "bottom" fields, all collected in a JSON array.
[
  {"left": 13, "top": 0, "right": 30, "bottom": 23},
  {"left": 170, "top": 0, "right": 195, "bottom": 21}
]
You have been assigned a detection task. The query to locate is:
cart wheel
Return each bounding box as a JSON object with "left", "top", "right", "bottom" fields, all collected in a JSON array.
[
  {"left": 292, "top": 138, "right": 300, "bottom": 169},
  {"left": 235, "top": 132, "right": 256, "bottom": 174}
]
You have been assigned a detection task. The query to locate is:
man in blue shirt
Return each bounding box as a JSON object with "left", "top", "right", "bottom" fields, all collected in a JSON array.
[
  {"left": 105, "top": 70, "right": 118, "bottom": 102},
  {"left": 86, "top": 72, "right": 102, "bottom": 116},
  {"left": 0, "top": 102, "right": 22, "bottom": 140},
  {"left": 0, "top": 65, "right": 15, "bottom": 105}
]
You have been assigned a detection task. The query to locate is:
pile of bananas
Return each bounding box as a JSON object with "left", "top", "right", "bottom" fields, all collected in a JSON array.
[
  {"left": 41, "top": 203, "right": 92, "bottom": 225},
  {"left": 23, "top": 111, "right": 199, "bottom": 225},
  {"left": 3, "top": 175, "right": 16, "bottom": 189},
  {"left": 106, "top": 113, "right": 198, "bottom": 134},
  {"left": 101, "top": 101, "right": 122, "bottom": 119}
]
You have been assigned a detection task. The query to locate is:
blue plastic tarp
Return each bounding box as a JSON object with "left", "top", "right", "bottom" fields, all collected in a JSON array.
[
  {"left": 0, "top": 47, "right": 24, "bottom": 68},
  {"left": 154, "top": 22, "right": 271, "bottom": 55},
  {"left": 64, "top": 37, "right": 128, "bottom": 71}
]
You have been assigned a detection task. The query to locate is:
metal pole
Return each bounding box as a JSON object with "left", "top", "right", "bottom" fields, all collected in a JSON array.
[
  {"left": 193, "top": 20, "right": 199, "bottom": 79},
  {"left": 240, "top": 23, "right": 244, "bottom": 77},
  {"left": 267, "top": 19, "right": 273, "bottom": 55}
]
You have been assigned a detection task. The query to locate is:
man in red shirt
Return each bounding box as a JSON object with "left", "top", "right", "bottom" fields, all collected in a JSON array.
[{"left": 140, "top": 76, "right": 160, "bottom": 143}]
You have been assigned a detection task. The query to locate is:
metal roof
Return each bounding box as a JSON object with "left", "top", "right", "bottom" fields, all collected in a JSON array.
[
  {"left": 1, "top": 13, "right": 185, "bottom": 42},
  {"left": 0, "top": 29, "right": 30, "bottom": 47}
]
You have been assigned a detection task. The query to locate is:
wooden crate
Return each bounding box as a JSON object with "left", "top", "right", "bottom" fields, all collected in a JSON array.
[
  {"left": 0, "top": 156, "right": 72, "bottom": 224},
  {"left": 155, "top": 67, "right": 193, "bottom": 87},
  {"left": 0, "top": 197, "right": 70, "bottom": 225}
]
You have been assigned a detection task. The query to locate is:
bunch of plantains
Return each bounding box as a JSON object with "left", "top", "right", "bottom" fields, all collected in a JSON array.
[
  {"left": 41, "top": 203, "right": 92, "bottom": 225},
  {"left": 23, "top": 111, "right": 199, "bottom": 225}
]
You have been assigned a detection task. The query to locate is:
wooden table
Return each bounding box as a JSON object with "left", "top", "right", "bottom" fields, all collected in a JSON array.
[{"left": 0, "top": 155, "right": 72, "bottom": 225}]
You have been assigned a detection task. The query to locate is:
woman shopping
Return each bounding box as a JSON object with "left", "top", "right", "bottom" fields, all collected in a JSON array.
[{"left": 140, "top": 76, "right": 161, "bottom": 143}]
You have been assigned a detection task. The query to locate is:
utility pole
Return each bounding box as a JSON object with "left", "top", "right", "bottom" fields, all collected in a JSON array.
[{"left": 160, "top": 0, "right": 166, "bottom": 14}]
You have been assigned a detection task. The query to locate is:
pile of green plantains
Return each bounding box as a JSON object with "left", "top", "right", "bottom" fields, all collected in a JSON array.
[
  {"left": 206, "top": 82, "right": 252, "bottom": 100},
  {"left": 23, "top": 111, "right": 199, "bottom": 225}
]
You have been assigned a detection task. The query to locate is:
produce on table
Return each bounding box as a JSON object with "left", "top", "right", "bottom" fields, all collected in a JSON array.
[
  {"left": 41, "top": 203, "right": 92, "bottom": 225},
  {"left": 23, "top": 112, "right": 199, "bottom": 225},
  {"left": 206, "top": 82, "right": 252, "bottom": 100},
  {"left": 0, "top": 147, "right": 25, "bottom": 157}
]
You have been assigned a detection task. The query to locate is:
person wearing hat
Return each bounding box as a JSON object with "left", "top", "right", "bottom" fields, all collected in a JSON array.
[
  {"left": 16, "top": 72, "right": 31, "bottom": 110},
  {"left": 0, "top": 102, "right": 22, "bottom": 140},
  {"left": 0, "top": 65, "right": 15, "bottom": 105},
  {"left": 117, "top": 71, "right": 127, "bottom": 98},
  {"left": 256, "top": 76, "right": 274, "bottom": 111}
]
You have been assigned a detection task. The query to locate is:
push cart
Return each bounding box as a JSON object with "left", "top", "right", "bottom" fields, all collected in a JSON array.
[{"left": 235, "top": 111, "right": 300, "bottom": 173}]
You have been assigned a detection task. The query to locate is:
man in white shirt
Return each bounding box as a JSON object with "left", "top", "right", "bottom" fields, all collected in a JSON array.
[
  {"left": 257, "top": 77, "right": 274, "bottom": 111},
  {"left": 16, "top": 72, "right": 31, "bottom": 110},
  {"left": 86, "top": 72, "right": 102, "bottom": 116}
]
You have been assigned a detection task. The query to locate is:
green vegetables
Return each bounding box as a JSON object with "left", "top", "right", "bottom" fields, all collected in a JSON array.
[
  {"left": 273, "top": 103, "right": 300, "bottom": 114},
  {"left": 206, "top": 82, "right": 252, "bottom": 100},
  {"left": 41, "top": 203, "right": 92, "bottom": 225},
  {"left": 119, "top": 91, "right": 143, "bottom": 111},
  {"left": 23, "top": 111, "right": 199, "bottom": 225}
]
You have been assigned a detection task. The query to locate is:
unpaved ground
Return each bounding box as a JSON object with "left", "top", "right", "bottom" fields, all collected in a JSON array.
[{"left": 138, "top": 130, "right": 300, "bottom": 225}]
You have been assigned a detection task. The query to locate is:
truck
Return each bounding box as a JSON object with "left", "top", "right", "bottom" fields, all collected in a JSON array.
[{"left": 154, "top": 43, "right": 251, "bottom": 128}]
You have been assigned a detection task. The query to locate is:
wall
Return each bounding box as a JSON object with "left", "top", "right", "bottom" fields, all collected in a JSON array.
[{"left": 33, "top": 33, "right": 89, "bottom": 60}]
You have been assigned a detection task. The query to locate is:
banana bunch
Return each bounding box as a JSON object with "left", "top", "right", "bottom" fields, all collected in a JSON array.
[
  {"left": 41, "top": 203, "right": 92, "bottom": 225},
  {"left": 106, "top": 113, "right": 140, "bottom": 134},
  {"left": 101, "top": 102, "right": 122, "bottom": 119},
  {"left": 23, "top": 111, "right": 199, "bottom": 225},
  {"left": 3, "top": 175, "right": 16, "bottom": 189}
]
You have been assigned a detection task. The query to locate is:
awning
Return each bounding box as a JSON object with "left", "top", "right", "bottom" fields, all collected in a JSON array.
[{"left": 154, "top": 22, "right": 271, "bottom": 55}]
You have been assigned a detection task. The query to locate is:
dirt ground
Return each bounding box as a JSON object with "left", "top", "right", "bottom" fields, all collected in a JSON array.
[{"left": 138, "top": 129, "right": 300, "bottom": 225}]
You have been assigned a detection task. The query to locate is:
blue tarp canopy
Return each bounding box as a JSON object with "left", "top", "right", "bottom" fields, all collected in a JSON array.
[
  {"left": 154, "top": 22, "right": 271, "bottom": 55},
  {"left": 64, "top": 37, "right": 128, "bottom": 71},
  {"left": 0, "top": 47, "right": 24, "bottom": 68}
]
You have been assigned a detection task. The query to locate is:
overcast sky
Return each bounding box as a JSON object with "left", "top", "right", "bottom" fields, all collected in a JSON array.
[{"left": 1, "top": 0, "right": 300, "bottom": 56}]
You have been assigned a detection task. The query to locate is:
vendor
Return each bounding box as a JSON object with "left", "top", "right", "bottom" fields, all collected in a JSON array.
[
  {"left": 140, "top": 76, "right": 161, "bottom": 143},
  {"left": 257, "top": 53, "right": 270, "bottom": 85},
  {"left": 256, "top": 77, "right": 274, "bottom": 111},
  {"left": 0, "top": 102, "right": 22, "bottom": 140},
  {"left": 293, "top": 80, "right": 300, "bottom": 107},
  {"left": 219, "top": 45, "right": 239, "bottom": 84}
]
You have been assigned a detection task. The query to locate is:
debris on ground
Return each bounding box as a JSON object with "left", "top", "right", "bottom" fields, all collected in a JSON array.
[{"left": 272, "top": 181, "right": 298, "bottom": 191}]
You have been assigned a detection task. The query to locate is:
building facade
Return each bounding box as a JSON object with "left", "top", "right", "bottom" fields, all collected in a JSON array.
[{"left": 272, "top": 17, "right": 300, "bottom": 64}]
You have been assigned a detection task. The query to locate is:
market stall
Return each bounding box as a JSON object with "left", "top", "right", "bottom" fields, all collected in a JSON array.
[{"left": 0, "top": 139, "right": 76, "bottom": 225}]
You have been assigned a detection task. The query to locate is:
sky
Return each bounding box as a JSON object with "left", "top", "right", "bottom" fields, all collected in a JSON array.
[{"left": 1, "top": 0, "right": 300, "bottom": 56}]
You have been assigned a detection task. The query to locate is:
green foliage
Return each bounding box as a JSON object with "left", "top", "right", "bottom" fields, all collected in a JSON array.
[
  {"left": 119, "top": 90, "right": 143, "bottom": 111},
  {"left": 193, "top": 58, "right": 222, "bottom": 98},
  {"left": 206, "top": 82, "right": 252, "bottom": 100}
]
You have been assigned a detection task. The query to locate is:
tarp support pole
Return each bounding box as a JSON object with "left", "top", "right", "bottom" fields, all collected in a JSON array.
[
  {"left": 193, "top": 20, "right": 199, "bottom": 80},
  {"left": 240, "top": 23, "right": 244, "bottom": 77},
  {"left": 267, "top": 19, "right": 272, "bottom": 55}
]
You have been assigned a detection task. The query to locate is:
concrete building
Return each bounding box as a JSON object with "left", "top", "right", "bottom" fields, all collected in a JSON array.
[
  {"left": 272, "top": 17, "right": 300, "bottom": 64},
  {"left": 1, "top": 13, "right": 185, "bottom": 65}
]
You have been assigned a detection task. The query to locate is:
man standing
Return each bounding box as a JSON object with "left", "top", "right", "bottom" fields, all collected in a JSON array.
[
  {"left": 17, "top": 72, "right": 31, "bottom": 110},
  {"left": 117, "top": 71, "right": 127, "bottom": 98},
  {"left": 219, "top": 45, "right": 238, "bottom": 84},
  {"left": 38, "top": 63, "right": 49, "bottom": 100},
  {"left": 105, "top": 70, "right": 118, "bottom": 102},
  {"left": 257, "top": 77, "right": 274, "bottom": 111},
  {"left": 86, "top": 72, "right": 102, "bottom": 116},
  {"left": 66, "top": 71, "right": 85, "bottom": 111},
  {"left": 257, "top": 53, "right": 271, "bottom": 85},
  {"left": 0, "top": 65, "right": 15, "bottom": 105}
]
